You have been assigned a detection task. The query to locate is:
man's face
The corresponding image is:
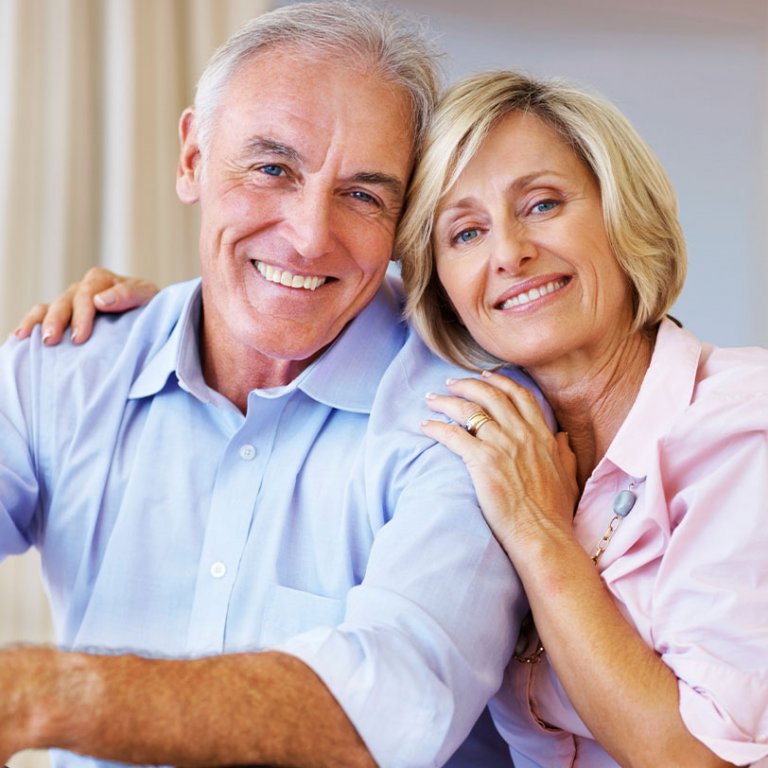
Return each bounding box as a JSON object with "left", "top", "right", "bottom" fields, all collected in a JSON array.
[{"left": 177, "top": 48, "right": 415, "bottom": 384}]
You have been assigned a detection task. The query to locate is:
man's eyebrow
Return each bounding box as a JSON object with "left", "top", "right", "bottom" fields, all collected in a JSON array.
[
  {"left": 240, "top": 138, "right": 405, "bottom": 199},
  {"left": 241, "top": 137, "right": 304, "bottom": 163},
  {"left": 350, "top": 172, "right": 405, "bottom": 200}
]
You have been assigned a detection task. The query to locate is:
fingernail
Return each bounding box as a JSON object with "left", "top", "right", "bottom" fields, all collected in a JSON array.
[
  {"left": 425, "top": 391, "right": 436, "bottom": 400},
  {"left": 446, "top": 378, "right": 456, "bottom": 385},
  {"left": 70, "top": 328, "right": 79, "bottom": 343},
  {"left": 95, "top": 290, "right": 116, "bottom": 307},
  {"left": 481, "top": 370, "right": 492, "bottom": 378},
  {"left": 42, "top": 328, "right": 53, "bottom": 343},
  {"left": 11, "top": 328, "right": 22, "bottom": 338}
]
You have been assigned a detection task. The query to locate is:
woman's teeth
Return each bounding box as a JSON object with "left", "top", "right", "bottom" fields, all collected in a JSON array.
[{"left": 500, "top": 278, "right": 568, "bottom": 309}]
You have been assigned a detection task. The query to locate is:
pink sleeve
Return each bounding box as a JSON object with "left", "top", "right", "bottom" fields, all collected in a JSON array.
[{"left": 651, "top": 395, "right": 768, "bottom": 765}]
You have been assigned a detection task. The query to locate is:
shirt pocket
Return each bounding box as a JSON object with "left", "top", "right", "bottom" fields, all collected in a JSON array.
[{"left": 260, "top": 583, "right": 345, "bottom": 648}]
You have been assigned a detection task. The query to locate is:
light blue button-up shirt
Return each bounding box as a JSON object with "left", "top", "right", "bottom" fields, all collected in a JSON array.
[{"left": 0, "top": 276, "right": 543, "bottom": 767}]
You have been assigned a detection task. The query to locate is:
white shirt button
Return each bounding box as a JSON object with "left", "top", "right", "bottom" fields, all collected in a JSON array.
[
  {"left": 239, "top": 444, "right": 256, "bottom": 460},
  {"left": 210, "top": 561, "right": 227, "bottom": 579}
]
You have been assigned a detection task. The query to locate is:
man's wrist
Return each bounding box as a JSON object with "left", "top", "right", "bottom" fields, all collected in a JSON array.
[
  {"left": 0, "top": 646, "right": 59, "bottom": 752},
  {"left": 3, "top": 646, "right": 100, "bottom": 753}
]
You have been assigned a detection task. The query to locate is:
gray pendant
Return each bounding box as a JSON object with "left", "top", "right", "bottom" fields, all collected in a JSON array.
[{"left": 612, "top": 489, "right": 637, "bottom": 518}]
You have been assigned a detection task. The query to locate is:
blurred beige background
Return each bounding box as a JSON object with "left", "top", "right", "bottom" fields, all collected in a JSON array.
[{"left": 1, "top": 0, "right": 766, "bottom": 766}]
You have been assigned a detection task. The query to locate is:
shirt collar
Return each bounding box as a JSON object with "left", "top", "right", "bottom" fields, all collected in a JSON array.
[
  {"left": 605, "top": 317, "right": 702, "bottom": 478},
  {"left": 297, "top": 276, "right": 406, "bottom": 413},
  {"left": 128, "top": 281, "right": 206, "bottom": 401},
  {"left": 128, "top": 277, "right": 407, "bottom": 414}
]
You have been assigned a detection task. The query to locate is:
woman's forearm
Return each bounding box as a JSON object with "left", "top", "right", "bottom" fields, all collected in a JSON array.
[{"left": 515, "top": 538, "right": 735, "bottom": 768}]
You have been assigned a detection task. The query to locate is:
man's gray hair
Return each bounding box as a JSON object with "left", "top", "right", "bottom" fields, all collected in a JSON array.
[{"left": 194, "top": 1, "right": 442, "bottom": 159}]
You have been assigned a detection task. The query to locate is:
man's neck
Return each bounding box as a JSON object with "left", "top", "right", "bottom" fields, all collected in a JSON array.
[{"left": 199, "top": 328, "right": 322, "bottom": 414}]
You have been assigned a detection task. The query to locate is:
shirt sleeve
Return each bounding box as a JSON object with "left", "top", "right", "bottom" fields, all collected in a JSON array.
[
  {"left": 0, "top": 335, "right": 44, "bottom": 557},
  {"left": 651, "top": 393, "right": 768, "bottom": 765},
  {"left": 278, "top": 441, "right": 525, "bottom": 768}
]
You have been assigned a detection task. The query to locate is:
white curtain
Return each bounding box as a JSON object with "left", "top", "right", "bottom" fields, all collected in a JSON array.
[
  {"left": 0, "top": 2, "right": 271, "bottom": 765},
  {"left": 0, "top": 0, "right": 274, "bottom": 335}
]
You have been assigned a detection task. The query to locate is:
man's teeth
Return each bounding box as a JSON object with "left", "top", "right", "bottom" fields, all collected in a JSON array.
[
  {"left": 500, "top": 278, "right": 568, "bottom": 309},
  {"left": 255, "top": 261, "right": 327, "bottom": 291}
]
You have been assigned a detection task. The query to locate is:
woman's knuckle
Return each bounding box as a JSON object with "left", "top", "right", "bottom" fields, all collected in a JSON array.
[{"left": 486, "top": 389, "right": 507, "bottom": 408}]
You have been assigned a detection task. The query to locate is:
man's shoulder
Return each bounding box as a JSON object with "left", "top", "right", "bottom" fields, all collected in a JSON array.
[
  {"left": 87, "top": 278, "right": 200, "bottom": 349},
  {"left": 2, "top": 278, "right": 199, "bottom": 386},
  {"left": 376, "top": 320, "right": 552, "bottom": 431},
  {"left": 388, "top": 326, "right": 469, "bottom": 395},
  {"left": 69, "top": 278, "right": 197, "bottom": 359}
]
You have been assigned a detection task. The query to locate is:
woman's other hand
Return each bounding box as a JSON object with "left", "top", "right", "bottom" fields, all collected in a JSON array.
[
  {"left": 423, "top": 370, "right": 578, "bottom": 561},
  {"left": 11, "top": 267, "right": 159, "bottom": 345}
]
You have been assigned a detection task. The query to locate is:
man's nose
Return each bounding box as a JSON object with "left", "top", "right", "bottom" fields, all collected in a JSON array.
[{"left": 283, "top": 186, "right": 334, "bottom": 260}]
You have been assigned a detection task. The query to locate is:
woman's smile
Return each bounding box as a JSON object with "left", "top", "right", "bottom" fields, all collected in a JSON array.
[{"left": 494, "top": 275, "right": 571, "bottom": 311}]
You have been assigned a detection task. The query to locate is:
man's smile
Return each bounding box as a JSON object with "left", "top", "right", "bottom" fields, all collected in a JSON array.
[{"left": 253, "top": 260, "right": 328, "bottom": 291}]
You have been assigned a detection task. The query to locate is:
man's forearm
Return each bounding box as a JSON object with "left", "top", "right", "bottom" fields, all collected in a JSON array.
[{"left": 4, "top": 646, "right": 375, "bottom": 767}]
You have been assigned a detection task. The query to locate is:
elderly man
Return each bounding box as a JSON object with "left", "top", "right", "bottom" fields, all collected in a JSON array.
[{"left": 0, "top": 3, "right": 535, "bottom": 766}]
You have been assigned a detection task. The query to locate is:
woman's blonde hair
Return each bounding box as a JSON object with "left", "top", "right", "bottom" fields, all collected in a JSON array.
[{"left": 398, "top": 70, "right": 687, "bottom": 369}]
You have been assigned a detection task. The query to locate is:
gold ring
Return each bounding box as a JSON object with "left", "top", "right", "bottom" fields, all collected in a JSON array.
[{"left": 465, "top": 410, "right": 494, "bottom": 437}]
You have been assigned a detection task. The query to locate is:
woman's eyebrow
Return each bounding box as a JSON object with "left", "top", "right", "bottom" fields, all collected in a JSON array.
[{"left": 437, "top": 170, "right": 566, "bottom": 215}]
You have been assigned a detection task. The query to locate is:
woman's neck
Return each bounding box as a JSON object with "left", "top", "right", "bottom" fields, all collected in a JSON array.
[{"left": 528, "top": 326, "right": 657, "bottom": 489}]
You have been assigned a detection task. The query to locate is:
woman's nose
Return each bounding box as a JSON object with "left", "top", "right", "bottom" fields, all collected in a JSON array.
[{"left": 490, "top": 223, "right": 537, "bottom": 274}]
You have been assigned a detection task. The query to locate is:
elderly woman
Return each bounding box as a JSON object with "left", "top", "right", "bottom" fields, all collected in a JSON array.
[
  {"left": 16, "top": 72, "right": 768, "bottom": 768},
  {"left": 399, "top": 71, "right": 768, "bottom": 767}
]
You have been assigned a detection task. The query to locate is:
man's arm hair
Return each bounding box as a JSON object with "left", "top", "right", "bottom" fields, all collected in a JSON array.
[{"left": 2, "top": 646, "right": 375, "bottom": 768}]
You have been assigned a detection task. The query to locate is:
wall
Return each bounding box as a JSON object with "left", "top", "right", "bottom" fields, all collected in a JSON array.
[{"left": 388, "top": 0, "right": 768, "bottom": 347}]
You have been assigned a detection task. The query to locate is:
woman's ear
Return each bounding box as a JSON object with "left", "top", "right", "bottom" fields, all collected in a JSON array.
[{"left": 176, "top": 108, "right": 202, "bottom": 204}]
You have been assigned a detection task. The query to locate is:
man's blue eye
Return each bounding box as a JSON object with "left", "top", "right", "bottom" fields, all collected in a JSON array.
[
  {"left": 532, "top": 200, "right": 557, "bottom": 214},
  {"left": 350, "top": 190, "right": 376, "bottom": 205},
  {"left": 260, "top": 165, "right": 284, "bottom": 177}
]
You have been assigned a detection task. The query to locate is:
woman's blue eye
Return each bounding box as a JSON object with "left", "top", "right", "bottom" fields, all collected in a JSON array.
[
  {"left": 455, "top": 229, "right": 479, "bottom": 244},
  {"left": 532, "top": 200, "right": 558, "bottom": 214}
]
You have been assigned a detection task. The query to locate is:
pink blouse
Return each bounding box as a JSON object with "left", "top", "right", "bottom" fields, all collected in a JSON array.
[{"left": 490, "top": 319, "right": 768, "bottom": 767}]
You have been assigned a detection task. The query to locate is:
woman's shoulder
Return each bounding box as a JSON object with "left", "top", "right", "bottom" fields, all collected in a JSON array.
[
  {"left": 660, "top": 335, "right": 768, "bottom": 476},
  {"left": 688, "top": 339, "right": 768, "bottom": 423},
  {"left": 696, "top": 338, "right": 768, "bottom": 395}
]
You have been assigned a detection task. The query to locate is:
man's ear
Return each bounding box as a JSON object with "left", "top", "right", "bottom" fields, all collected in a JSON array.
[{"left": 176, "top": 108, "right": 202, "bottom": 204}]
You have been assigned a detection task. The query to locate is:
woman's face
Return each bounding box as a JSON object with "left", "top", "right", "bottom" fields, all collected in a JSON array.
[{"left": 433, "top": 111, "right": 634, "bottom": 371}]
